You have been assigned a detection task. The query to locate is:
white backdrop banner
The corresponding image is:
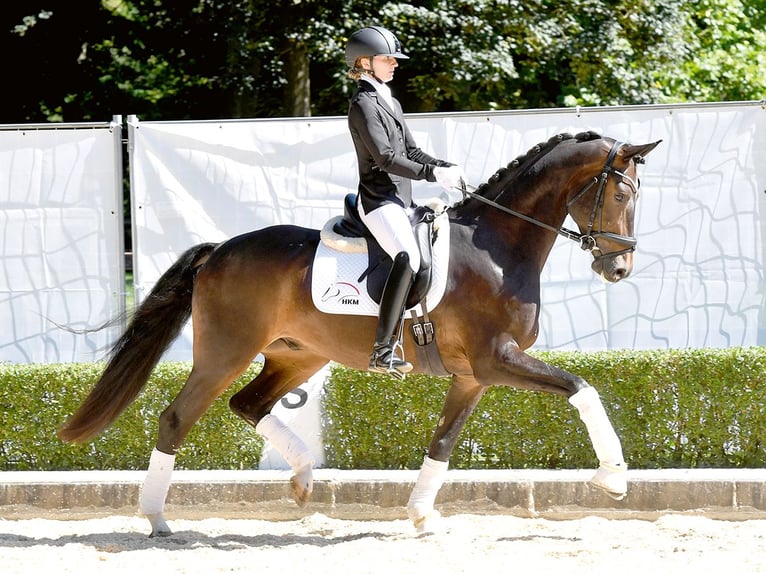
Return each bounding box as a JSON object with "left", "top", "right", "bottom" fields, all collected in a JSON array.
[
  {"left": 0, "top": 120, "right": 125, "bottom": 363},
  {"left": 129, "top": 102, "right": 765, "bottom": 358}
]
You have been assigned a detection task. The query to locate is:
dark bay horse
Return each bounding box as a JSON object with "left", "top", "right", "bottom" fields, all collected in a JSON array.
[{"left": 59, "top": 131, "right": 661, "bottom": 536}]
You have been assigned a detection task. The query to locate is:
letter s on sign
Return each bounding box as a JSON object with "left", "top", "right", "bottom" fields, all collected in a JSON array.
[{"left": 280, "top": 388, "right": 308, "bottom": 409}]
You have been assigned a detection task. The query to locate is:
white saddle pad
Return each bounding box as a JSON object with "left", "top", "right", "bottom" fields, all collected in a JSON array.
[{"left": 311, "top": 214, "right": 450, "bottom": 316}]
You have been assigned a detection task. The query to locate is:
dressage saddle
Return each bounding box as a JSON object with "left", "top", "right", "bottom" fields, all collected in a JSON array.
[{"left": 332, "top": 193, "right": 438, "bottom": 310}]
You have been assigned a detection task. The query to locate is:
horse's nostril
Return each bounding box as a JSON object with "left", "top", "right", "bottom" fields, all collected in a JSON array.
[{"left": 613, "top": 267, "right": 630, "bottom": 281}]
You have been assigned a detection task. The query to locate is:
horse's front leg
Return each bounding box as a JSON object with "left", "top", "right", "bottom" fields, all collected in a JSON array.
[
  {"left": 476, "top": 343, "right": 628, "bottom": 500},
  {"left": 407, "top": 374, "right": 487, "bottom": 534}
]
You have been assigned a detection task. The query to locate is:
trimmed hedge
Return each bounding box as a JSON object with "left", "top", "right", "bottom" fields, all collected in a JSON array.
[
  {"left": 322, "top": 347, "right": 765, "bottom": 470},
  {"left": 1, "top": 347, "right": 764, "bottom": 471},
  {"left": 0, "top": 362, "right": 263, "bottom": 470}
]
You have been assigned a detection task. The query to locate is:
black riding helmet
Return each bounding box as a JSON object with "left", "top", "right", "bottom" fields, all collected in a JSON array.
[{"left": 345, "top": 26, "right": 409, "bottom": 69}]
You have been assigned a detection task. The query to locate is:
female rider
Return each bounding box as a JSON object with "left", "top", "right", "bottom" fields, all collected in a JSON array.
[{"left": 345, "top": 26, "right": 465, "bottom": 377}]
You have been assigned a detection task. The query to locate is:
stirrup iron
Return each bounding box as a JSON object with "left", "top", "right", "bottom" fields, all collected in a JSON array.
[
  {"left": 369, "top": 324, "right": 412, "bottom": 379},
  {"left": 369, "top": 343, "right": 412, "bottom": 379}
]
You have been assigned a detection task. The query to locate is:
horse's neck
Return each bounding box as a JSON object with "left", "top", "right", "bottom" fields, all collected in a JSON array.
[{"left": 451, "top": 180, "right": 568, "bottom": 271}]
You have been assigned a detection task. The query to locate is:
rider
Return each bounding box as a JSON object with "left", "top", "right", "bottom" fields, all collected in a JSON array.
[{"left": 345, "top": 25, "right": 465, "bottom": 377}]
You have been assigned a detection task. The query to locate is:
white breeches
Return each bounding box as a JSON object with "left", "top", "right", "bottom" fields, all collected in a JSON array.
[{"left": 358, "top": 202, "right": 420, "bottom": 274}]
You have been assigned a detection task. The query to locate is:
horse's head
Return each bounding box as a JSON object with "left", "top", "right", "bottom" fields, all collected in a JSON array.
[{"left": 566, "top": 136, "right": 662, "bottom": 282}]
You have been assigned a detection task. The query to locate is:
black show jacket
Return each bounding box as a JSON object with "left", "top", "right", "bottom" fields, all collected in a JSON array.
[{"left": 347, "top": 81, "right": 451, "bottom": 214}]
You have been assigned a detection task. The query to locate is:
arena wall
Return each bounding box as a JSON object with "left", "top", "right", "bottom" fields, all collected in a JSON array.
[{"left": 3, "top": 103, "right": 764, "bottom": 358}]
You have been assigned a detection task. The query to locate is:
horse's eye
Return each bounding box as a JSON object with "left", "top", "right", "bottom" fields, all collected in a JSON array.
[{"left": 615, "top": 192, "right": 625, "bottom": 202}]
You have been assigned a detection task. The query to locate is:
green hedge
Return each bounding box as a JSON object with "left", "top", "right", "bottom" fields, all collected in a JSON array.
[
  {"left": 0, "top": 362, "right": 263, "bottom": 471},
  {"left": 1, "top": 348, "right": 764, "bottom": 471},
  {"left": 322, "top": 347, "right": 765, "bottom": 470}
]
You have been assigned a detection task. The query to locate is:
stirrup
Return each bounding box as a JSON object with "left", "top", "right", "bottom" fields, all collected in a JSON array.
[{"left": 368, "top": 344, "right": 413, "bottom": 379}]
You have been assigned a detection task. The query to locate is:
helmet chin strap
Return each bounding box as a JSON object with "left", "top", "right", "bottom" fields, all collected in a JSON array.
[{"left": 364, "top": 57, "right": 384, "bottom": 83}]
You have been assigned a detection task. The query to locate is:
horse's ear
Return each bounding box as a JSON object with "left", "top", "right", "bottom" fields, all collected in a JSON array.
[{"left": 619, "top": 140, "right": 662, "bottom": 164}]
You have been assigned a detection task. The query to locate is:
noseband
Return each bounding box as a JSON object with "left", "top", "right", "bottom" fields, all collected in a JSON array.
[
  {"left": 460, "top": 140, "right": 638, "bottom": 261},
  {"left": 565, "top": 140, "right": 638, "bottom": 261}
]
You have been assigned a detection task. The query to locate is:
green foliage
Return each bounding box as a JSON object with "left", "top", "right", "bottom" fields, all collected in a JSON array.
[
  {"left": 2, "top": 349, "right": 763, "bottom": 471},
  {"left": 3, "top": 0, "right": 763, "bottom": 122},
  {"left": 0, "top": 362, "right": 263, "bottom": 471},
  {"left": 323, "top": 348, "right": 765, "bottom": 470},
  {"left": 382, "top": 0, "right": 693, "bottom": 110},
  {"left": 668, "top": 0, "right": 766, "bottom": 102},
  {"left": 321, "top": 368, "right": 451, "bottom": 469},
  {"left": 380, "top": 1, "right": 518, "bottom": 112}
]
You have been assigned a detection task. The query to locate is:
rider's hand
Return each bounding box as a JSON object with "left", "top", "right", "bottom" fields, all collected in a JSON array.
[{"left": 434, "top": 165, "right": 466, "bottom": 192}]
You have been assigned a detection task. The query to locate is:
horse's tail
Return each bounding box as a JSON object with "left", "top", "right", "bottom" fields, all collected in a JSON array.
[{"left": 57, "top": 242, "right": 218, "bottom": 444}]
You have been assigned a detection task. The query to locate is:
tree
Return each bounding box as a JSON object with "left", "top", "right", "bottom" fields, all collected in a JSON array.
[
  {"left": 83, "top": 0, "right": 276, "bottom": 121},
  {"left": 2, "top": 3, "right": 114, "bottom": 123},
  {"left": 379, "top": 0, "right": 694, "bottom": 110},
  {"left": 1, "top": 0, "right": 763, "bottom": 124},
  {"left": 663, "top": 0, "right": 766, "bottom": 102}
]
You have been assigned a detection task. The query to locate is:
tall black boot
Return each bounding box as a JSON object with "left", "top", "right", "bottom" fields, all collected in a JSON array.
[{"left": 369, "top": 251, "right": 416, "bottom": 378}]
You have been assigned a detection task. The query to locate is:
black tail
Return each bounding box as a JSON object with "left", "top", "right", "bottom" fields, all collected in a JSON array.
[{"left": 58, "top": 243, "right": 218, "bottom": 443}]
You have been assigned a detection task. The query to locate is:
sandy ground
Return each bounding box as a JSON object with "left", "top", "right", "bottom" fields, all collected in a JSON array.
[{"left": 0, "top": 512, "right": 764, "bottom": 573}]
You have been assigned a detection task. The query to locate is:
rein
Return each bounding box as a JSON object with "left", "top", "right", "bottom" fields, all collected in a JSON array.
[{"left": 459, "top": 140, "right": 638, "bottom": 260}]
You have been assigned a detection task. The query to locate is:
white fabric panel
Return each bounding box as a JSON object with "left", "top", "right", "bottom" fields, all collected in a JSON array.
[
  {"left": 436, "top": 104, "right": 765, "bottom": 350},
  {"left": 0, "top": 123, "right": 125, "bottom": 362},
  {"left": 129, "top": 103, "right": 765, "bottom": 358},
  {"left": 129, "top": 116, "right": 360, "bottom": 359}
]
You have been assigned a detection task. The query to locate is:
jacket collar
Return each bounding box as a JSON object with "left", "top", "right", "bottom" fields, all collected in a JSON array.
[{"left": 357, "top": 80, "right": 400, "bottom": 122}]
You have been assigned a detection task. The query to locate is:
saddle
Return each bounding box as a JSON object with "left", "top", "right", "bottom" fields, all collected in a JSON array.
[
  {"left": 332, "top": 193, "right": 438, "bottom": 309},
  {"left": 328, "top": 193, "right": 450, "bottom": 377}
]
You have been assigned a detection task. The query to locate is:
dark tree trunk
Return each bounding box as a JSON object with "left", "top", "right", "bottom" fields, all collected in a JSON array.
[{"left": 284, "top": 38, "right": 311, "bottom": 117}]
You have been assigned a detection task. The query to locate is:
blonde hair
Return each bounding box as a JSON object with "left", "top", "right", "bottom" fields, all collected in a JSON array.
[{"left": 347, "top": 56, "right": 371, "bottom": 80}]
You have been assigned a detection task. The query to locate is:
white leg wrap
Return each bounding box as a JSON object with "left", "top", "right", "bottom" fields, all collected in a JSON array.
[
  {"left": 139, "top": 448, "right": 176, "bottom": 517},
  {"left": 407, "top": 456, "right": 448, "bottom": 533},
  {"left": 255, "top": 413, "right": 315, "bottom": 471},
  {"left": 569, "top": 386, "right": 624, "bottom": 465},
  {"left": 570, "top": 387, "right": 628, "bottom": 499},
  {"left": 256, "top": 414, "right": 315, "bottom": 507}
]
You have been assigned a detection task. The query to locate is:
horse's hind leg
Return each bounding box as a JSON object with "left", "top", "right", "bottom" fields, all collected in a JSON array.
[
  {"left": 140, "top": 358, "right": 253, "bottom": 537},
  {"left": 229, "top": 348, "right": 329, "bottom": 508}
]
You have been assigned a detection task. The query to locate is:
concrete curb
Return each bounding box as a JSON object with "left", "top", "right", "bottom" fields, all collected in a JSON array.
[{"left": 1, "top": 469, "right": 764, "bottom": 521}]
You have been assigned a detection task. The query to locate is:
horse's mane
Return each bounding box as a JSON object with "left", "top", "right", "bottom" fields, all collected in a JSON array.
[{"left": 455, "top": 130, "right": 602, "bottom": 207}]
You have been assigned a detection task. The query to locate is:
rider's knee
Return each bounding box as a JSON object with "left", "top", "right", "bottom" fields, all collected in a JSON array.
[
  {"left": 394, "top": 250, "right": 419, "bottom": 274},
  {"left": 394, "top": 251, "right": 419, "bottom": 275}
]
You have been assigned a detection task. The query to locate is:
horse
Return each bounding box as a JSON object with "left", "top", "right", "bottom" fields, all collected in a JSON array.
[{"left": 58, "top": 130, "right": 661, "bottom": 537}]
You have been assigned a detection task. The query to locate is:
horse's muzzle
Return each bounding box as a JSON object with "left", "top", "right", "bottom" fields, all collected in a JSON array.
[{"left": 591, "top": 250, "right": 633, "bottom": 282}]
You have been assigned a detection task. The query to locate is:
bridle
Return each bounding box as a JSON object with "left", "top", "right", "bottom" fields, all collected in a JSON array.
[{"left": 459, "top": 140, "right": 640, "bottom": 261}]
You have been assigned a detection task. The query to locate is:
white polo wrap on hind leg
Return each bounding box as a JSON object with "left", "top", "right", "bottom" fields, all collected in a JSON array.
[
  {"left": 139, "top": 448, "right": 176, "bottom": 516},
  {"left": 255, "top": 414, "right": 315, "bottom": 471},
  {"left": 568, "top": 386, "right": 624, "bottom": 466},
  {"left": 407, "top": 456, "right": 449, "bottom": 533}
]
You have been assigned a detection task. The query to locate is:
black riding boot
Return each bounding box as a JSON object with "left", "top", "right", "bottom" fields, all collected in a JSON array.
[{"left": 369, "top": 252, "right": 416, "bottom": 378}]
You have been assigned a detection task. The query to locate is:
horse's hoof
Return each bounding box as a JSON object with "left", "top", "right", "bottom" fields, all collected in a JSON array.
[
  {"left": 589, "top": 462, "right": 628, "bottom": 500},
  {"left": 146, "top": 513, "right": 172, "bottom": 538},
  {"left": 410, "top": 510, "right": 442, "bottom": 535},
  {"left": 290, "top": 466, "right": 313, "bottom": 508}
]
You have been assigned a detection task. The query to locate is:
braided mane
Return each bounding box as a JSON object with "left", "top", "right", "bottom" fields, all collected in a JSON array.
[{"left": 458, "top": 130, "right": 602, "bottom": 205}]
